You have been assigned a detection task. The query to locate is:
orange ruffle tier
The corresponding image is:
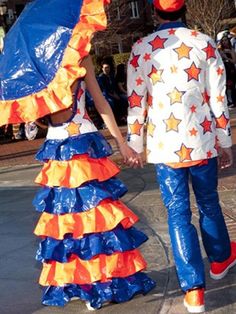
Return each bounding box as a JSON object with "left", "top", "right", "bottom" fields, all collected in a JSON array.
[
  {"left": 0, "top": 0, "right": 109, "bottom": 127},
  {"left": 39, "top": 250, "right": 146, "bottom": 286},
  {"left": 35, "top": 155, "right": 119, "bottom": 188},
  {"left": 34, "top": 199, "right": 139, "bottom": 239}
]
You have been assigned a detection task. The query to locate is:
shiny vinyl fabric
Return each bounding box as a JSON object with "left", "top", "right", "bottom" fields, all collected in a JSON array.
[
  {"left": 34, "top": 155, "right": 120, "bottom": 188},
  {"left": 33, "top": 178, "right": 128, "bottom": 214},
  {"left": 0, "top": 0, "right": 83, "bottom": 99},
  {"left": 39, "top": 250, "right": 147, "bottom": 286},
  {"left": 36, "top": 132, "right": 113, "bottom": 161},
  {"left": 36, "top": 225, "right": 148, "bottom": 262},
  {"left": 0, "top": 0, "right": 109, "bottom": 126},
  {"left": 34, "top": 141, "right": 155, "bottom": 306},
  {"left": 155, "top": 158, "right": 231, "bottom": 291},
  {"left": 34, "top": 200, "right": 139, "bottom": 239},
  {"left": 42, "top": 273, "right": 156, "bottom": 308}
]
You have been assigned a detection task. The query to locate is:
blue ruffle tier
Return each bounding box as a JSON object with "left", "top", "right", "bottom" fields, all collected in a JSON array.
[
  {"left": 36, "top": 132, "right": 112, "bottom": 161},
  {"left": 42, "top": 272, "right": 156, "bottom": 308},
  {"left": 36, "top": 225, "right": 148, "bottom": 262},
  {"left": 33, "top": 178, "right": 127, "bottom": 214}
]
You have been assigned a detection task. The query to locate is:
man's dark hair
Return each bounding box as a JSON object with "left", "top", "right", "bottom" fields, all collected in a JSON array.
[{"left": 156, "top": 5, "right": 186, "bottom": 21}]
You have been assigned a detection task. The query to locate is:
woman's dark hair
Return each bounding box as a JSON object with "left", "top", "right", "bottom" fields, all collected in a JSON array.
[
  {"left": 156, "top": 5, "right": 186, "bottom": 21},
  {"left": 116, "top": 63, "right": 126, "bottom": 82}
]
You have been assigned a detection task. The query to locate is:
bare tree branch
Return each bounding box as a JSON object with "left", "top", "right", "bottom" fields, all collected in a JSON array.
[{"left": 186, "top": 0, "right": 235, "bottom": 39}]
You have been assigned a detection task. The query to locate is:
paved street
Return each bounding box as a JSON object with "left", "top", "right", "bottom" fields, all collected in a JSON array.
[{"left": 0, "top": 111, "right": 235, "bottom": 314}]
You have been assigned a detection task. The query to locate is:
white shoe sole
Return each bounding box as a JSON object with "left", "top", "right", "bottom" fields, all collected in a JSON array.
[
  {"left": 210, "top": 259, "right": 236, "bottom": 280},
  {"left": 85, "top": 301, "right": 96, "bottom": 311},
  {"left": 184, "top": 299, "right": 205, "bottom": 313}
]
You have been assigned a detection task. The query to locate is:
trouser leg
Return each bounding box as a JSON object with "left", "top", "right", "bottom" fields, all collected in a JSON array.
[
  {"left": 190, "top": 158, "right": 231, "bottom": 262},
  {"left": 155, "top": 164, "right": 205, "bottom": 291}
]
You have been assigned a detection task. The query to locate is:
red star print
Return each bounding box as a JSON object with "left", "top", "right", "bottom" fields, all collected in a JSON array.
[
  {"left": 137, "top": 38, "right": 143, "bottom": 44},
  {"left": 215, "top": 113, "right": 229, "bottom": 129},
  {"left": 202, "top": 90, "right": 210, "bottom": 105},
  {"left": 175, "top": 143, "right": 193, "bottom": 162},
  {"left": 168, "top": 29, "right": 176, "bottom": 35},
  {"left": 202, "top": 42, "right": 216, "bottom": 60},
  {"left": 143, "top": 53, "right": 151, "bottom": 62},
  {"left": 190, "top": 105, "right": 197, "bottom": 113},
  {"left": 77, "top": 87, "right": 84, "bottom": 100},
  {"left": 200, "top": 117, "right": 212, "bottom": 134},
  {"left": 148, "top": 35, "right": 167, "bottom": 51},
  {"left": 147, "top": 93, "right": 153, "bottom": 107},
  {"left": 136, "top": 77, "right": 144, "bottom": 86},
  {"left": 130, "top": 53, "right": 140, "bottom": 69},
  {"left": 217, "top": 67, "right": 224, "bottom": 76},
  {"left": 191, "top": 30, "right": 199, "bottom": 37},
  {"left": 128, "top": 90, "right": 143, "bottom": 108},
  {"left": 189, "top": 128, "right": 198, "bottom": 136},
  {"left": 207, "top": 151, "right": 213, "bottom": 158},
  {"left": 185, "top": 62, "right": 201, "bottom": 81},
  {"left": 83, "top": 110, "right": 92, "bottom": 122}
]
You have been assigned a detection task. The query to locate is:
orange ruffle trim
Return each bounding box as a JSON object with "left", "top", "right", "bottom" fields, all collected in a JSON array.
[
  {"left": 34, "top": 199, "right": 138, "bottom": 239},
  {"left": 39, "top": 250, "right": 146, "bottom": 286},
  {"left": 0, "top": 0, "right": 109, "bottom": 127},
  {"left": 35, "top": 155, "right": 120, "bottom": 188}
]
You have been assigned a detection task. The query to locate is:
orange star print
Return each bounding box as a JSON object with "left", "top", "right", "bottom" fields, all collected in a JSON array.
[
  {"left": 129, "top": 120, "right": 143, "bottom": 136},
  {"left": 66, "top": 122, "right": 80, "bottom": 136},
  {"left": 215, "top": 114, "right": 229, "bottom": 130},
  {"left": 174, "top": 43, "right": 192, "bottom": 60},
  {"left": 185, "top": 62, "right": 201, "bottom": 81},
  {"left": 175, "top": 144, "right": 193, "bottom": 162}
]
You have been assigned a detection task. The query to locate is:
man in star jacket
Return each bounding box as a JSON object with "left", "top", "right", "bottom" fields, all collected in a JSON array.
[{"left": 127, "top": 0, "right": 236, "bottom": 313}]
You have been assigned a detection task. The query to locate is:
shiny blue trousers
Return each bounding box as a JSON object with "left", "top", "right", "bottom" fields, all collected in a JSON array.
[{"left": 155, "top": 158, "right": 231, "bottom": 291}]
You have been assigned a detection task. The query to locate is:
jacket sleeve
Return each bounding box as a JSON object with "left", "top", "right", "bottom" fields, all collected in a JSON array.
[
  {"left": 127, "top": 44, "right": 148, "bottom": 153},
  {"left": 205, "top": 39, "right": 232, "bottom": 148}
]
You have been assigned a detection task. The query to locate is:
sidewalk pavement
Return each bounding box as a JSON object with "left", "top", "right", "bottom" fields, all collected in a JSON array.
[{"left": 0, "top": 110, "right": 236, "bottom": 314}]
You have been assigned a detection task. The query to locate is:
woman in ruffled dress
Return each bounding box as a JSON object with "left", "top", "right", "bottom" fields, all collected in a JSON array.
[{"left": 33, "top": 54, "right": 155, "bottom": 310}]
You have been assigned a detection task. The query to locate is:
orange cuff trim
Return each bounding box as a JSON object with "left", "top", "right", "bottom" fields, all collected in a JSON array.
[
  {"left": 35, "top": 155, "right": 120, "bottom": 188},
  {"left": 166, "top": 160, "right": 204, "bottom": 168},
  {"left": 0, "top": 0, "right": 109, "bottom": 126},
  {"left": 34, "top": 199, "right": 139, "bottom": 239},
  {"left": 39, "top": 250, "right": 146, "bottom": 286}
]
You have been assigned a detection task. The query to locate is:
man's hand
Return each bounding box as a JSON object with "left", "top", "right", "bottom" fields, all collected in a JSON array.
[
  {"left": 117, "top": 142, "right": 144, "bottom": 168},
  {"left": 218, "top": 147, "right": 233, "bottom": 169}
]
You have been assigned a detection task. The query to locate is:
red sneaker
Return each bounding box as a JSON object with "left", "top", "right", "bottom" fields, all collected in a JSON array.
[
  {"left": 183, "top": 288, "right": 205, "bottom": 313},
  {"left": 210, "top": 242, "right": 236, "bottom": 280}
]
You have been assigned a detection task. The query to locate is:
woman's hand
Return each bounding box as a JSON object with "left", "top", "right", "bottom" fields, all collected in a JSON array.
[{"left": 117, "top": 142, "right": 143, "bottom": 168}]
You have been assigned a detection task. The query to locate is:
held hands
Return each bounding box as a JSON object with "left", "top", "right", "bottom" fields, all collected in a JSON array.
[
  {"left": 117, "top": 141, "right": 144, "bottom": 168},
  {"left": 218, "top": 147, "right": 233, "bottom": 169}
]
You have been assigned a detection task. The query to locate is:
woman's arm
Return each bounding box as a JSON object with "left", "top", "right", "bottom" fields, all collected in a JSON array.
[{"left": 81, "top": 55, "right": 140, "bottom": 166}]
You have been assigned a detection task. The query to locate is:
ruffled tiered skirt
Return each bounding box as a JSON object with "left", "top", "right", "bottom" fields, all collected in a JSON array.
[{"left": 33, "top": 132, "right": 155, "bottom": 309}]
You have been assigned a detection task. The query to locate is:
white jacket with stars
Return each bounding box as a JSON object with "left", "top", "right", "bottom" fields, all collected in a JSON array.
[{"left": 127, "top": 22, "right": 232, "bottom": 164}]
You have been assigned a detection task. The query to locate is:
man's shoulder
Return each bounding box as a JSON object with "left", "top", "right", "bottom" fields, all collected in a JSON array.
[
  {"left": 131, "top": 32, "right": 158, "bottom": 52},
  {"left": 182, "top": 28, "right": 215, "bottom": 44}
]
